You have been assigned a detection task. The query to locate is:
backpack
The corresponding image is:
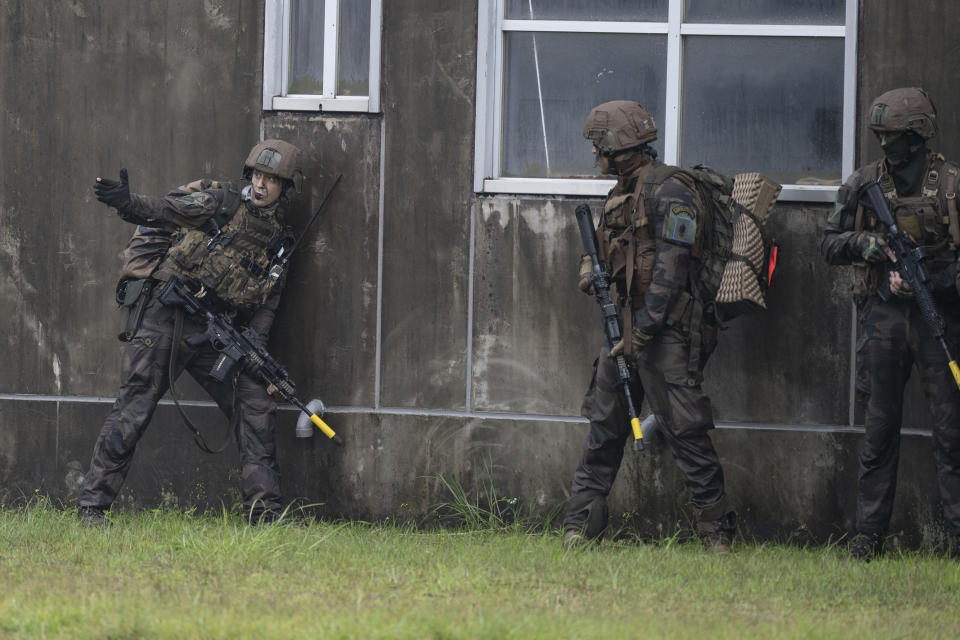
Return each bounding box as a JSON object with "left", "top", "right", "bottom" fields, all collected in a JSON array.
[
  {"left": 717, "top": 172, "right": 782, "bottom": 319},
  {"left": 642, "top": 165, "right": 780, "bottom": 321}
]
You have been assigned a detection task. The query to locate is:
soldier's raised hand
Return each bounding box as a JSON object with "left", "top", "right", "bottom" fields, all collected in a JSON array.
[{"left": 94, "top": 168, "right": 131, "bottom": 212}]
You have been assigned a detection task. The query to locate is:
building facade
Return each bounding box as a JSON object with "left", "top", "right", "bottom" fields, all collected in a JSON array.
[{"left": 1, "top": 0, "right": 957, "bottom": 545}]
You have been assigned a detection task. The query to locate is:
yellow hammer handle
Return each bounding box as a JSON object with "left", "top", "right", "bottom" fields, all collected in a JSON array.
[
  {"left": 631, "top": 417, "right": 643, "bottom": 441},
  {"left": 310, "top": 413, "right": 338, "bottom": 440},
  {"left": 950, "top": 360, "right": 960, "bottom": 391}
]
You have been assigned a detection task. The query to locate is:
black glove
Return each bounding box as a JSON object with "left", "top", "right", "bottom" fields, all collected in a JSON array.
[{"left": 94, "top": 168, "right": 131, "bottom": 212}]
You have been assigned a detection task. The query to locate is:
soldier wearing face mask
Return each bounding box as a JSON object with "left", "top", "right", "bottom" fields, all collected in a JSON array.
[
  {"left": 563, "top": 101, "right": 735, "bottom": 552},
  {"left": 822, "top": 88, "right": 960, "bottom": 560}
]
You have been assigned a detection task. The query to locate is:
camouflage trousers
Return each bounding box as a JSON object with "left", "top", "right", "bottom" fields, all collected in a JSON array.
[
  {"left": 564, "top": 324, "right": 732, "bottom": 534},
  {"left": 855, "top": 296, "right": 960, "bottom": 536},
  {"left": 77, "top": 288, "right": 282, "bottom": 516}
]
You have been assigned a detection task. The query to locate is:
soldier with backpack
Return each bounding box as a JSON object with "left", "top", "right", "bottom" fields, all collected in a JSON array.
[
  {"left": 563, "top": 101, "right": 737, "bottom": 551},
  {"left": 77, "top": 139, "right": 306, "bottom": 526},
  {"left": 822, "top": 87, "right": 960, "bottom": 560}
]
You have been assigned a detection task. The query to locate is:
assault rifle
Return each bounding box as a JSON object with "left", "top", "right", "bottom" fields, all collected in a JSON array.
[
  {"left": 859, "top": 179, "right": 960, "bottom": 391},
  {"left": 159, "top": 277, "right": 343, "bottom": 445},
  {"left": 574, "top": 204, "right": 645, "bottom": 451}
]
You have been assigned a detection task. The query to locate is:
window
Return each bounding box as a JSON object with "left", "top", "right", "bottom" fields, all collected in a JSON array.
[
  {"left": 475, "top": 0, "right": 857, "bottom": 201},
  {"left": 263, "top": 0, "right": 382, "bottom": 113}
]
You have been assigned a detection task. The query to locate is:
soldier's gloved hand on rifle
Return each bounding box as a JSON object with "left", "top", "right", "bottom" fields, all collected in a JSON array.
[
  {"left": 94, "top": 168, "right": 132, "bottom": 214},
  {"left": 888, "top": 269, "right": 914, "bottom": 299},
  {"left": 577, "top": 254, "right": 595, "bottom": 294},
  {"left": 609, "top": 327, "right": 655, "bottom": 359},
  {"left": 855, "top": 231, "right": 888, "bottom": 263}
]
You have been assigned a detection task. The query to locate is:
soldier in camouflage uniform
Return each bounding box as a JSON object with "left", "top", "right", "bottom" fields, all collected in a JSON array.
[
  {"left": 822, "top": 88, "right": 960, "bottom": 559},
  {"left": 77, "top": 140, "right": 305, "bottom": 526},
  {"left": 563, "top": 101, "right": 736, "bottom": 551}
]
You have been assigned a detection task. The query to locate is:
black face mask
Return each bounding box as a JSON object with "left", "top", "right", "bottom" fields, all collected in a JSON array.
[
  {"left": 879, "top": 131, "right": 924, "bottom": 166},
  {"left": 878, "top": 132, "right": 927, "bottom": 195}
]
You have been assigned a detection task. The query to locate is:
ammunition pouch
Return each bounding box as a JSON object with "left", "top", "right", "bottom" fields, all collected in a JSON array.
[{"left": 115, "top": 277, "right": 155, "bottom": 342}]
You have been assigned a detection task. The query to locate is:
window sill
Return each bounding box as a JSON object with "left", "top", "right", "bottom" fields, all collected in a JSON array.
[
  {"left": 477, "top": 177, "right": 838, "bottom": 203},
  {"left": 269, "top": 95, "right": 372, "bottom": 113}
]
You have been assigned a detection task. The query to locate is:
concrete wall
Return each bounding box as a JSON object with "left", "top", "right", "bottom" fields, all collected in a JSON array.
[{"left": 0, "top": 0, "right": 956, "bottom": 547}]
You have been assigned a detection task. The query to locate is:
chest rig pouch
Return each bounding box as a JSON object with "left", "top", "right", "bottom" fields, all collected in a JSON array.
[
  {"left": 598, "top": 167, "right": 657, "bottom": 306},
  {"left": 881, "top": 160, "right": 954, "bottom": 270},
  {"left": 164, "top": 201, "right": 291, "bottom": 311}
]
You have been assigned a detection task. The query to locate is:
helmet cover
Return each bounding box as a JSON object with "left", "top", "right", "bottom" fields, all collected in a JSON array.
[
  {"left": 868, "top": 87, "right": 938, "bottom": 140},
  {"left": 583, "top": 100, "right": 657, "bottom": 154}
]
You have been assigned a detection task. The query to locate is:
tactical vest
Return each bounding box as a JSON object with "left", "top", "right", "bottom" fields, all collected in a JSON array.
[
  {"left": 160, "top": 199, "right": 291, "bottom": 311},
  {"left": 597, "top": 162, "right": 657, "bottom": 306},
  {"left": 852, "top": 154, "right": 960, "bottom": 298}
]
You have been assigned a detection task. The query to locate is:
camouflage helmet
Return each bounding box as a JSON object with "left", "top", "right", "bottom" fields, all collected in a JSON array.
[
  {"left": 583, "top": 100, "right": 657, "bottom": 154},
  {"left": 243, "top": 139, "right": 305, "bottom": 194},
  {"left": 868, "top": 87, "right": 938, "bottom": 140}
]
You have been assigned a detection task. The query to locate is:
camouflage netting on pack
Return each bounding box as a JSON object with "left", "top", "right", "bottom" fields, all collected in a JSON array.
[{"left": 716, "top": 172, "right": 781, "bottom": 316}]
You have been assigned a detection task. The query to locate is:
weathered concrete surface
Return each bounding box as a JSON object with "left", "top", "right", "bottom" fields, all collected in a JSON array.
[
  {"left": 473, "top": 199, "right": 852, "bottom": 425},
  {"left": 4, "top": 393, "right": 949, "bottom": 547},
  {"left": 612, "top": 426, "right": 946, "bottom": 547},
  {"left": 706, "top": 204, "right": 852, "bottom": 425},
  {"left": 0, "top": 1, "right": 263, "bottom": 398},
  {"left": 378, "top": 0, "right": 477, "bottom": 409},
  {"left": 858, "top": 1, "right": 960, "bottom": 168},
  {"left": 263, "top": 115, "right": 381, "bottom": 408},
  {"left": 472, "top": 199, "right": 589, "bottom": 415}
]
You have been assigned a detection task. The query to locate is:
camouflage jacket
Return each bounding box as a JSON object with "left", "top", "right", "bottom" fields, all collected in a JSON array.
[
  {"left": 598, "top": 161, "right": 702, "bottom": 336},
  {"left": 821, "top": 151, "right": 960, "bottom": 306},
  {"left": 121, "top": 185, "right": 291, "bottom": 336}
]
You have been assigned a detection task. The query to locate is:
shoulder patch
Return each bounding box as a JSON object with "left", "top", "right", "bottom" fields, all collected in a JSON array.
[
  {"left": 177, "top": 191, "right": 213, "bottom": 210},
  {"left": 663, "top": 203, "right": 696, "bottom": 245}
]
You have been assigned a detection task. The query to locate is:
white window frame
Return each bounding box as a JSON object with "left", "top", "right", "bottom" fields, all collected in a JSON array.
[
  {"left": 474, "top": 0, "right": 858, "bottom": 202},
  {"left": 263, "top": 0, "right": 382, "bottom": 113}
]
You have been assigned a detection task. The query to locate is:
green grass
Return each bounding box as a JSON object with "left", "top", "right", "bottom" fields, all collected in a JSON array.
[{"left": 1, "top": 499, "right": 959, "bottom": 639}]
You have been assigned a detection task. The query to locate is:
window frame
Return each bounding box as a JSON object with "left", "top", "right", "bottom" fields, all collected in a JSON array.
[
  {"left": 263, "top": 0, "right": 382, "bottom": 113},
  {"left": 474, "top": 0, "right": 858, "bottom": 202}
]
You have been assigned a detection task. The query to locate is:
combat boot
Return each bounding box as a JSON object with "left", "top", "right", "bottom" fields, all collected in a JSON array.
[
  {"left": 698, "top": 510, "right": 736, "bottom": 553},
  {"left": 562, "top": 528, "right": 592, "bottom": 550},
  {"left": 849, "top": 532, "right": 883, "bottom": 561},
  {"left": 78, "top": 505, "right": 108, "bottom": 527},
  {"left": 561, "top": 493, "right": 608, "bottom": 550}
]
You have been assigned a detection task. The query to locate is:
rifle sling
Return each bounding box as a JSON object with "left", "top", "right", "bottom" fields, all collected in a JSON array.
[{"left": 169, "top": 307, "right": 234, "bottom": 455}]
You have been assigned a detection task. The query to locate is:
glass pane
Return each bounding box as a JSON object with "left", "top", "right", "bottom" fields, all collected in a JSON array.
[
  {"left": 506, "top": 0, "right": 667, "bottom": 21},
  {"left": 685, "top": 0, "right": 845, "bottom": 25},
  {"left": 680, "top": 36, "right": 844, "bottom": 185},
  {"left": 338, "top": 1, "right": 370, "bottom": 96},
  {"left": 289, "top": 0, "right": 325, "bottom": 94},
  {"left": 502, "top": 33, "right": 667, "bottom": 179}
]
